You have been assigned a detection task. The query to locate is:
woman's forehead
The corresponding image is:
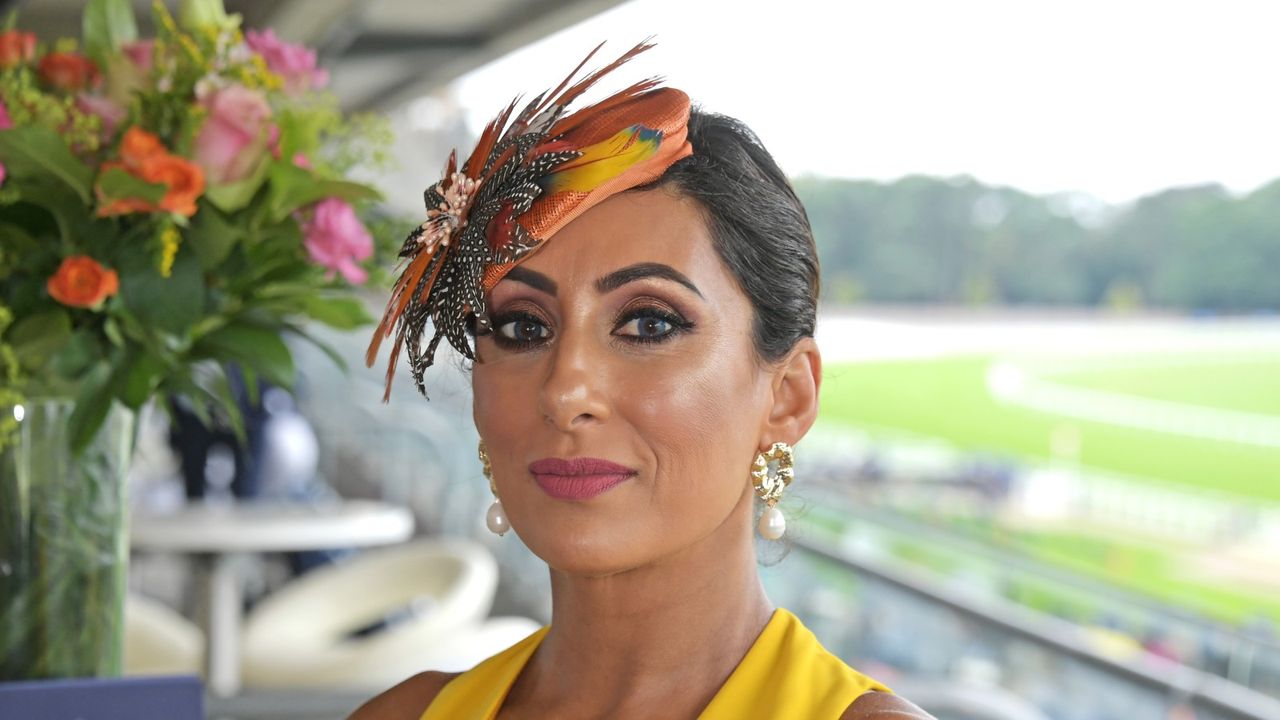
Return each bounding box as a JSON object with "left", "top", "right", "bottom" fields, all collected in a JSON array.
[{"left": 513, "top": 190, "right": 717, "bottom": 284}]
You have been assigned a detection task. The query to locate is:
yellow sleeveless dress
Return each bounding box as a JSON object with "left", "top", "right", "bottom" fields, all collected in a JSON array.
[{"left": 420, "top": 608, "right": 892, "bottom": 719}]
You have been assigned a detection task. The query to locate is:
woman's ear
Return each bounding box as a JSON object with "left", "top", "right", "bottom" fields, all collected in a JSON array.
[{"left": 759, "top": 337, "right": 822, "bottom": 449}]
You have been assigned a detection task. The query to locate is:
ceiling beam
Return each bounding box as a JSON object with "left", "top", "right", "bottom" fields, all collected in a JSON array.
[{"left": 352, "top": 0, "right": 629, "bottom": 111}]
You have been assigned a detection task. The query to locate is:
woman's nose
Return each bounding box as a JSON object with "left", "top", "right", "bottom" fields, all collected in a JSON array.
[{"left": 537, "top": 325, "right": 611, "bottom": 432}]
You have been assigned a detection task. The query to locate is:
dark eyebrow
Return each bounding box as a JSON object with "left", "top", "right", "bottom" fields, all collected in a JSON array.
[
  {"left": 504, "top": 266, "right": 558, "bottom": 296},
  {"left": 595, "top": 263, "right": 704, "bottom": 298}
]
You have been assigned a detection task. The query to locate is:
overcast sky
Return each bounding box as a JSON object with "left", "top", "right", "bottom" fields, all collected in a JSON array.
[{"left": 452, "top": 0, "right": 1280, "bottom": 205}]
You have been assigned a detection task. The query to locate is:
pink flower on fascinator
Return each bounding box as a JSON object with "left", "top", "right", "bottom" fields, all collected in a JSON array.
[
  {"left": 302, "top": 198, "right": 372, "bottom": 284},
  {"left": 245, "top": 29, "right": 329, "bottom": 95}
]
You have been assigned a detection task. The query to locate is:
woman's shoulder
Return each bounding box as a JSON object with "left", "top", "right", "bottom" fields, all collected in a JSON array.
[
  {"left": 841, "top": 691, "right": 936, "bottom": 719},
  {"left": 346, "top": 670, "right": 460, "bottom": 720}
]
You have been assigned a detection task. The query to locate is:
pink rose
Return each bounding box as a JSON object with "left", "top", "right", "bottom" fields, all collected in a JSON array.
[
  {"left": 302, "top": 198, "right": 372, "bottom": 284},
  {"left": 0, "top": 162, "right": 6, "bottom": 188},
  {"left": 193, "top": 84, "right": 273, "bottom": 184},
  {"left": 245, "top": 29, "right": 328, "bottom": 95},
  {"left": 122, "top": 40, "right": 155, "bottom": 74},
  {"left": 76, "top": 93, "right": 127, "bottom": 137}
]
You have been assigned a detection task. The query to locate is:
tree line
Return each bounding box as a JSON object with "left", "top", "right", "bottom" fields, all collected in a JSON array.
[{"left": 794, "top": 175, "right": 1280, "bottom": 312}]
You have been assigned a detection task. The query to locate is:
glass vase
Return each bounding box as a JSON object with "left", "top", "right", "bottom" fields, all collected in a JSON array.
[{"left": 0, "top": 398, "right": 135, "bottom": 680}]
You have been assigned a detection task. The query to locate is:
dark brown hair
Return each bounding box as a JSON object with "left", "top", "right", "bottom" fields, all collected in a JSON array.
[{"left": 641, "top": 108, "right": 820, "bottom": 362}]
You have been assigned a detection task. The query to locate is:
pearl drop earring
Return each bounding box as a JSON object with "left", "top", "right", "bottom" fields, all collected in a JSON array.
[
  {"left": 478, "top": 442, "right": 509, "bottom": 536},
  {"left": 751, "top": 442, "right": 794, "bottom": 540}
]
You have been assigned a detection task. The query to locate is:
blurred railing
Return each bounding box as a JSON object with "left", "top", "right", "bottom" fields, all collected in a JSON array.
[
  {"left": 800, "top": 473, "right": 1280, "bottom": 699},
  {"left": 766, "top": 531, "right": 1280, "bottom": 720}
]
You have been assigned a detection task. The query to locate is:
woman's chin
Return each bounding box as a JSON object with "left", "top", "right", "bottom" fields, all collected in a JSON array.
[{"left": 522, "top": 525, "right": 654, "bottom": 578}]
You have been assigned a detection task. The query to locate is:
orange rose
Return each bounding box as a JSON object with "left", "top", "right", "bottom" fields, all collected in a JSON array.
[
  {"left": 37, "top": 52, "right": 101, "bottom": 92},
  {"left": 96, "top": 159, "right": 160, "bottom": 216},
  {"left": 96, "top": 128, "right": 206, "bottom": 218},
  {"left": 119, "top": 127, "right": 167, "bottom": 171},
  {"left": 47, "top": 256, "right": 119, "bottom": 308},
  {"left": 140, "top": 154, "right": 205, "bottom": 217},
  {"left": 0, "top": 30, "right": 36, "bottom": 69}
]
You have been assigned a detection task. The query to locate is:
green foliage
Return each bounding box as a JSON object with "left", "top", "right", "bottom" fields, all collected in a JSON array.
[
  {"left": 264, "top": 161, "right": 382, "bottom": 222},
  {"left": 0, "top": 305, "right": 21, "bottom": 450},
  {"left": 0, "top": 0, "right": 388, "bottom": 453},
  {"left": 0, "top": 127, "right": 94, "bottom": 205},
  {"left": 0, "top": 72, "right": 103, "bottom": 154},
  {"left": 81, "top": 0, "right": 138, "bottom": 67},
  {"left": 797, "top": 176, "right": 1279, "bottom": 312}
]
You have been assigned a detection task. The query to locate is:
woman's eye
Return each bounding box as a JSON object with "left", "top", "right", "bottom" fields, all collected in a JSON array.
[
  {"left": 495, "top": 314, "right": 551, "bottom": 345},
  {"left": 619, "top": 316, "right": 673, "bottom": 339},
  {"left": 615, "top": 308, "right": 690, "bottom": 343}
]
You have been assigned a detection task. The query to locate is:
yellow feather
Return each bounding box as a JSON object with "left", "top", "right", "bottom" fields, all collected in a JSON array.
[{"left": 543, "top": 125, "right": 661, "bottom": 194}]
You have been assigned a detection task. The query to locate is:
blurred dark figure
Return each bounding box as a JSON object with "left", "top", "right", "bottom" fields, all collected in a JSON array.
[
  {"left": 168, "top": 366, "right": 268, "bottom": 500},
  {"left": 167, "top": 367, "right": 346, "bottom": 577}
]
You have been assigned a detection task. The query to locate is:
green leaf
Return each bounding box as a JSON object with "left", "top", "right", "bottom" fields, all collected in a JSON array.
[
  {"left": 0, "top": 222, "right": 39, "bottom": 256},
  {"left": 96, "top": 166, "right": 167, "bottom": 205},
  {"left": 178, "top": 0, "right": 240, "bottom": 31},
  {"left": 192, "top": 323, "right": 294, "bottom": 389},
  {"left": 240, "top": 366, "right": 260, "bottom": 407},
  {"left": 205, "top": 157, "right": 271, "bottom": 213},
  {"left": 1, "top": 177, "right": 94, "bottom": 244},
  {"left": 67, "top": 361, "right": 114, "bottom": 455},
  {"left": 82, "top": 0, "right": 138, "bottom": 66},
  {"left": 206, "top": 363, "right": 247, "bottom": 442},
  {"left": 114, "top": 346, "right": 166, "bottom": 409},
  {"left": 301, "top": 295, "right": 372, "bottom": 330},
  {"left": 118, "top": 243, "right": 205, "bottom": 336},
  {"left": 0, "top": 127, "right": 94, "bottom": 205},
  {"left": 265, "top": 162, "right": 382, "bottom": 222},
  {"left": 284, "top": 323, "right": 349, "bottom": 373},
  {"left": 8, "top": 310, "right": 72, "bottom": 372},
  {"left": 51, "top": 330, "right": 100, "bottom": 378},
  {"left": 187, "top": 203, "right": 241, "bottom": 269}
]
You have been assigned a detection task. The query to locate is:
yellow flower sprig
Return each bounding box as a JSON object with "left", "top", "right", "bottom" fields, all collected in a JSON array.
[{"left": 157, "top": 225, "right": 181, "bottom": 278}]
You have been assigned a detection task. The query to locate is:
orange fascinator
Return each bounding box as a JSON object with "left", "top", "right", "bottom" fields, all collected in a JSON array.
[{"left": 366, "top": 40, "right": 692, "bottom": 400}]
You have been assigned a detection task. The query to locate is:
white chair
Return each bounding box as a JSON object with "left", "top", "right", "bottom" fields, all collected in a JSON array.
[
  {"left": 124, "top": 593, "right": 204, "bottom": 677},
  {"left": 241, "top": 538, "right": 514, "bottom": 689},
  {"left": 403, "top": 616, "right": 544, "bottom": 673}
]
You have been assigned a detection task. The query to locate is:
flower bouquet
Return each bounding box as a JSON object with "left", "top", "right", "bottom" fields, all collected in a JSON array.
[{"left": 0, "top": 0, "right": 390, "bottom": 679}]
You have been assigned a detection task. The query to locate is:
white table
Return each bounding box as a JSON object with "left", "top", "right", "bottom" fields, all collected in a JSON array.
[{"left": 131, "top": 500, "right": 414, "bottom": 697}]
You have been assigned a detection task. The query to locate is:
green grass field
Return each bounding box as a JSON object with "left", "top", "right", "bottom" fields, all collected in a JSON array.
[
  {"left": 1050, "top": 357, "right": 1280, "bottom": 416},
  {"left": 819, "top": 353, "right": 1280, "bottom": 501},
  {"left": 814, "top": 344, "right": 1280, "bottom": 623}
]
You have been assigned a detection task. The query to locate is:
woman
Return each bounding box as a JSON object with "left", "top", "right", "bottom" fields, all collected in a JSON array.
[{"left": 355, "top": 42, "right": 931, "bottom": 720}]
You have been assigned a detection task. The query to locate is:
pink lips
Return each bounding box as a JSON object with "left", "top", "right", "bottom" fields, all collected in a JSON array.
[{"left": 529, "top": 457, "right": 637, "bottom": 501}]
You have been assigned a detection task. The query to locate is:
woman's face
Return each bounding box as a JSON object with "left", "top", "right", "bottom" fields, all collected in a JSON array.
[{"left": 472, "top": 189, "right": 775, "bottom": 576}]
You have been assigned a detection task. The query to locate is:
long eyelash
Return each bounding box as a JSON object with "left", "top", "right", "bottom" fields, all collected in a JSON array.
[{"left": 614, "top": 304, "right": 694, "bottom": 345}]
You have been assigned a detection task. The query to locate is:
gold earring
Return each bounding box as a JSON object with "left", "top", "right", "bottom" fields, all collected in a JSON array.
[
  {"left": 751, "top": 442, "right": 794, "bottom": 540},
  {"left": 478, "top": 441, "right": 509, "bottom": 536}
]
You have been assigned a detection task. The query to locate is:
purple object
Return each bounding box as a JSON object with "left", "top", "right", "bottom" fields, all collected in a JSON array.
[{"left": 0, "top": 675, "right": 203, "bottom": 719}]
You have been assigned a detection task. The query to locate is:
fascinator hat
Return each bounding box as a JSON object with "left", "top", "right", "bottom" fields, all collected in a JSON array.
[{"left": 366, "top": 41, "right": 693, "bottom": 399}]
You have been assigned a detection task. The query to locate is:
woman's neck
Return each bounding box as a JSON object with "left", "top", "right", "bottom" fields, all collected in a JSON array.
[{"left": 505, "top": 493, "right": 773, "bottom": 718}]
